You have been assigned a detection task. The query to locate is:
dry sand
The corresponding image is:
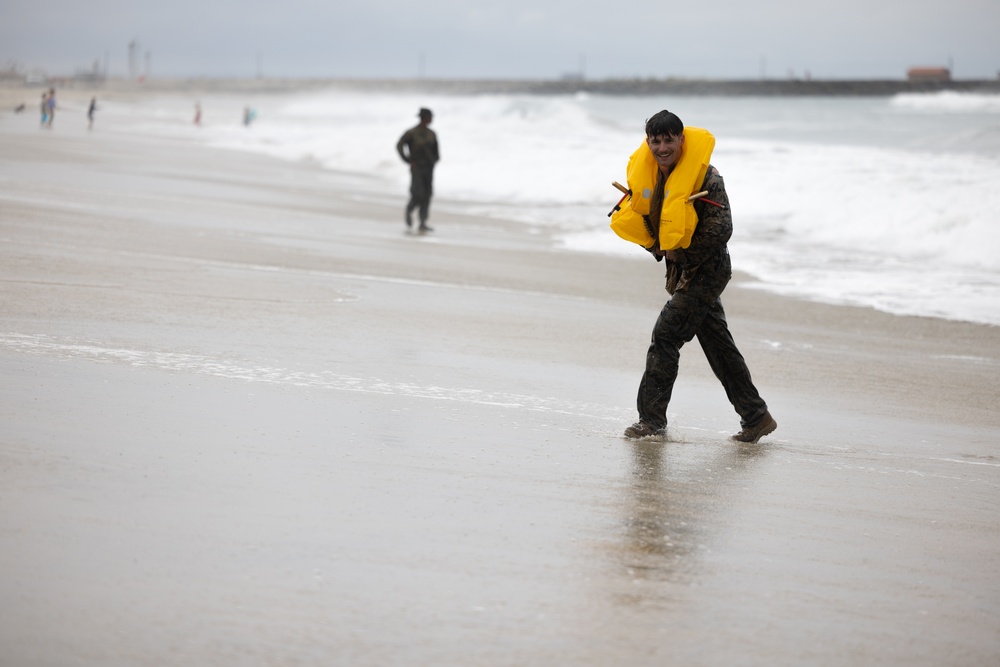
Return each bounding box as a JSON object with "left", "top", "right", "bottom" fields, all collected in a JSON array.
[{"left": 1, "top": 86, "right": 999, "bottom": 666}]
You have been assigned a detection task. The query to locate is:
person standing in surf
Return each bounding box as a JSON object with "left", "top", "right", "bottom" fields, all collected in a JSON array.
[
  {"left": 87, "top": 97, "right": 97, "bottom": 130},
  {"left": 40, "top": 91, "right": 49, "bottom": 127},
  {"left": 396, "top": 108, "right": 440, "bottom": 232},
  {"left": 45, "top": 88, "right": 56, "bottom": 128},
  {"left": 611, "top": 110, "right": 777, "bottom": 442}
]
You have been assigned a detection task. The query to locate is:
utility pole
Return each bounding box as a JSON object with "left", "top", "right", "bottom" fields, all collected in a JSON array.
[{"left": 128, "top": 40, "right": 137, "bottom": 79}]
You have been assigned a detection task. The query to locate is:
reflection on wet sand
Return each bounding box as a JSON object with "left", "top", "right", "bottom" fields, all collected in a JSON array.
[{"left": 612, "top": 438, "right": 768, "bottom": 602}]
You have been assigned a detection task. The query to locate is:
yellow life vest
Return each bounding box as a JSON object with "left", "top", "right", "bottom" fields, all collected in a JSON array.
[{"left": 610, "top": 127, "right": 715, "bottom": 251}]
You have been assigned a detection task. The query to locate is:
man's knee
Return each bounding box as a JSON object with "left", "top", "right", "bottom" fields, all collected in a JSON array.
[{"left": 654, "top": 297, "right": 707, "bottom": 346}]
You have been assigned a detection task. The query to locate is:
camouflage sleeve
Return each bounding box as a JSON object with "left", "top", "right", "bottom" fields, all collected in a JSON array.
[
  {"left": 674, "top": 165, "right": 732, "bottom": 268},
  {"left": 396, "top": 130, "right": 411, "bottom": 163}
]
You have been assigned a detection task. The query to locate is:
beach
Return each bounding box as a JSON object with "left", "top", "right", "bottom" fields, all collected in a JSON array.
[{"left": 2, "top": 86, "right": 999, "bottom": 666}]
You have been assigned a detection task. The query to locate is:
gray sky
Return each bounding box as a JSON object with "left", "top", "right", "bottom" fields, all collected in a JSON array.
[{"left": 2, "top": 0, "right": 998, "bottom": 80}]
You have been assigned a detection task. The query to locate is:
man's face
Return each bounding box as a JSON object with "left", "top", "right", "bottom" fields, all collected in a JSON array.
[{"left": 647, "top": 133, "right": 684, "bottom": 173}]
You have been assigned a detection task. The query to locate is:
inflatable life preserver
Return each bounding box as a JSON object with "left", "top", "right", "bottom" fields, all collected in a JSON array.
[{"left": 610, "top": 127, "right": 715, "bottom": 251}]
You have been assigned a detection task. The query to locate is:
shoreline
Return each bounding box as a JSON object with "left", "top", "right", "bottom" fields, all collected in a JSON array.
[
  {"left": 2, "top": 92, "right": 998, "bottom": 427},
  {"left": 8, "top": 84, "right": 998, "bottom": 330}
]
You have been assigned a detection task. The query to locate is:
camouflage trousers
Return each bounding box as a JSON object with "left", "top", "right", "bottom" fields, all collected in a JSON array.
[
  {"left": 406, "top": 167, "right": 434, "bottom": 224},
  {"left": 636, "top": 249, "right": 768, "bottom": 430}
]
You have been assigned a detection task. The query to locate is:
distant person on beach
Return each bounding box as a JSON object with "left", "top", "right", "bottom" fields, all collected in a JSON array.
[
  {"left": 87, "top": 97, "right": 97, "bottom": 130},
  {"left": 45, "top": 89, "right": 56, "bottom": 127},
  {"left": 396, "top": 107, "right": 440, "bottom": 232},
  {"left": 40, "top": 92, "right": 48, "bottom": 127},
  {"left": 614, "top": 110, "right": 777, "bottom": 443},
  {"left": 194, "top": 103, "right": 202, "bottom": 126}
]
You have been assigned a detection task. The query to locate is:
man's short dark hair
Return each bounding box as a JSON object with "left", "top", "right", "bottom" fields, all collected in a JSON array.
[{"left": 645, "top": 110, "right": 684, "bottom": 138}]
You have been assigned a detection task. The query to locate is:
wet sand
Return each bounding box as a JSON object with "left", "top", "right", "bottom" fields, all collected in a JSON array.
[{"left": 1, "top": 90, "right": 999, "bottom": 666}]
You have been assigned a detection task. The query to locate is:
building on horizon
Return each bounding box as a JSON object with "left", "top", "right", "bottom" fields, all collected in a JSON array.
[{"left": 907, "top": 67, "right": 951, "bottom": 82}]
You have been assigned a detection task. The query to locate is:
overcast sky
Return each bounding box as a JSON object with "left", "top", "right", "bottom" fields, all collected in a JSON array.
[{"left": 2, "top": 0, "right": 998, "bottom": 80}]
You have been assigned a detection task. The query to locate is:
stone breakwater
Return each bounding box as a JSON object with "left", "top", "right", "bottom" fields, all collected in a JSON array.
[
  {"left": 5, "top": 77, "right": 1000, "bottom": 97},
  {"left": 330, "top": 77, "right": 1000, "bottom": 97}
]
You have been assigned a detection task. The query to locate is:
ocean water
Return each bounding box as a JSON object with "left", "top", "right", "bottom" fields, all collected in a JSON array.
[{"left": 119, "top": 88, "right": 1000, "bottom": 326}]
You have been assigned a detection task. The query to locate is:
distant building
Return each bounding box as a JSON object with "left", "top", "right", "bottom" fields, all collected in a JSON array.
[{"left": 907, "top": 67, "right": 951, "bottom": 82}]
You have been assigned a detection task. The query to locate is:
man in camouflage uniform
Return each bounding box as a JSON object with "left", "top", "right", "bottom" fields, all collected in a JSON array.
[
  {"left": 624, "top": 110, "right": 777, "bottom": 443},
  {"left": 396, "top": 108, "right": 440, "bottom": 232}
]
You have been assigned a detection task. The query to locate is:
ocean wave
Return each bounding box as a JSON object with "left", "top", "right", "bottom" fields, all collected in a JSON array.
[{"left": 890, "top": 91, "right": 1000, "bottom": 113}]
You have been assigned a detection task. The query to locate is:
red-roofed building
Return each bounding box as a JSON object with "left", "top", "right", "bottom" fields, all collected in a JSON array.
[{"left": 907, "top": 67, "right": 951, "bottom": 82}]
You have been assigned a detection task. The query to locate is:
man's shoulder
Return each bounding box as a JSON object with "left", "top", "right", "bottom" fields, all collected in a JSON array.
[{"left": 703, "top": 164, "right": 724, "bottom": 186}]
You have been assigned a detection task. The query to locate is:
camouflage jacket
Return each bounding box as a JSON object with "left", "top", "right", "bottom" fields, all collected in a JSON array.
[
  {"left": 675, "top": 165, "right": 732, "bottom": 268},
  {"left": 645, "top": 165, "right": 733, "bottom": 293},
  {"left": 396, "top": 125, "right": 440, "bottom": 170}
]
